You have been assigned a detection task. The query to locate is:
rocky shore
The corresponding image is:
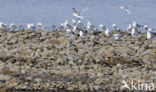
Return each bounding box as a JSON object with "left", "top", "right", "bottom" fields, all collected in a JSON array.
[{"left": 0, "top": 30, "right": 155, "bottom": 91}]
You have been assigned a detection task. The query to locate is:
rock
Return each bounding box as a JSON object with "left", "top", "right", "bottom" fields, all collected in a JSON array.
[
  {"left": 0, "top": 88, "right": 7, "bottom": 92},
  {"left": 68, "top": 60, "right": 75, "bottom": 66},
  {"left": 10, "top": 38, "right": 18, "bottom": 44},
  {"left": 94, "top": 78, "right": 104, "bottom": 85},
  {"left": 149, "top": 44, "right": 156, "bottom": 49},
  {"left": 0, "top": 74, "right": 11, "bottom": 81},
  {"left": 35, "top": 78, "right": 42, "bottom": 82},
  {"left": 0, "top": 61, "right": 5, "bottom": 71},
  {"left": 8, "top": 80, "right": 18, "bottom": 87},
  {"left": 2, "top": 69, "right": 13, "bottom": 75}
]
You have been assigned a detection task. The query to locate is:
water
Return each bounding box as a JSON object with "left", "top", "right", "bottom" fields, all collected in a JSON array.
[{"left": 0, "top": 0, "right": 156, "bottom": 31}]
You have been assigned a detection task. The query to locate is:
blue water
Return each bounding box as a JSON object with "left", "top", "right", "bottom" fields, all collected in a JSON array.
[{"left": 0, "top": 0, "right": 156, "bottom": 31}]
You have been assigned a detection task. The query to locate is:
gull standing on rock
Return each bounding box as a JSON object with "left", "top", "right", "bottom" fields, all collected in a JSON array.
[
  {"left": 147, "top": 28, "right": 152, "bottom": 39},
  {"left": 73, "top": 26, "right": 79, "bottom": 34},
  {"left": 63, "top": 20, "right": 72, "bottom": 29},
  {"left": 0, "top": 22, "right": 8, "bottom": 31},
  {"left": 105, "top": 28, "right": 110, "bottom": 36},
  {"left": 79, "top": 31, "right": 88, "bottom": 37},
  {"left": 99, "top": 24, "right": 106, "bottom": 32},
  {"left": 127, "top": 24, "right": 132, "bottom": 33},
  {"left": 10, "top": 23, "right": 17, "bottom": 31},
  {"left": 120, "top": 6, "right": 130, "bottom": 14},
  {"left": 61, "top": 20, "right": 67, "bottom": 29},
  {"left": 77, "top": 20, "right": 84, "bottom": 30},
  {"left": 112, "top": 24, "right": 118, "bottom": 31},
  {"left": 72, "top": 19, "right": 77, "bottom": 27},
  {"left": 66, "top": 28, "right": 73, "bottom": 37},
  {"left": 36, "top": 23, "right": 45, "bottom": 31},
  {"left": 27, "top": 23, "right": 35, "bottom": 31},
  {"left": 17, "top": 24, "right": 24, "bottom": 31},
  {"left": 133, "top": 21, "right": 143, "bottom": 28},
  {"left": 51, "top": 25, "right": 57, "bottom": 32},
  {"left": 72, "top": 8, "right": 88, "bottom": 19},
  {"left": 131, "top": 28, "right": 139, "bottom": 37},
  {"left": 87, "top": 21, "right": 96, "bottom": 33}
]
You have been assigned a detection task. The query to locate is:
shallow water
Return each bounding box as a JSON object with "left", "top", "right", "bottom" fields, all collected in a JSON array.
[{"left": 0, "top": 0, "right": 156, "bottom": 31}]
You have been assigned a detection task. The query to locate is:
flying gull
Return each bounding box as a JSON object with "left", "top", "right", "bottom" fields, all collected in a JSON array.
[{"left": 72, "top": 8, "right": 88, "bottom": 19}]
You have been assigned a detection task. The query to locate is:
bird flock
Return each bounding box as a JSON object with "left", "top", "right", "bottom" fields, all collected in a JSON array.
[{"left": 0, "top": 7, "right": 155, "bottom": 40}]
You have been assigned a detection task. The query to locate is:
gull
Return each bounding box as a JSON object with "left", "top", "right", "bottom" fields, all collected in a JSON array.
[
  {"left": 73, "top": 26, "right": 79, "bottom": 34},
  {"left": 77, "top": 20, "right": 84, "bottom": 30},
  {"left": 27, "top": 23, "right": 35, "bottom": 31},
  {"left": 58, "top": 26, "right": 64, "bottom": 31},
  {"left": 105, "top": 28, "right": 110, "bottom": 36},
  {"left": 127, "top": 24, "right": 132, "bottom": 32},
  {"left": 114, "top": 33, "right": 120, "bottom": 40},
  {"left": 0, "top": 22, "right": 3, "bottom": 30},
  {"left": 112, "top": 24, "right": 118, "bottom": 30},
  {"left": 87, "top": 21, "right": 91, "bottom": 29},
  {"left": 0, "top": 22, "right": 8, "bottom": 31},
  {"left": 143, "top": 25, "right": 149, "bottom": 31},
  {"left": 72, "top": 19, "right": 77, "bottom": 27},
  {"left": 79, "top": 31, "right": 89, "bottom": 37},
  {"left": 64, "top": 20, "right": 68, "bottom": 28},
  {"left": 36, "top": 23, "right": 45, "bottom": 31},
  {"left": 133, "top": 21, "right": 143, "bottom": 28},
  {"left": 120, "top": 6, "right": 130, "bottom": 14},
  {"left": 63, "top": 20, "right": 72, "bottom": 29},
  {"left": 99, "top": 24, "right": 106, "bottom": 32},
  {"left": 72, "top": 8, "right": 88, "bottom": 19},
  {"left": 131, "top": 28, "right": 139, "bottom": 37},
  {"left": 66, "top": 28, "right": 73, "bottom": 37},
  {"left": 10, "top": 23, "right": 17, "bottom": 31},
  {"left": 17, "top": 24, "right": 24, "bottom": 31},
  {"left": 87, "top": 21, "right": 96, "bottom": 33},
  {"left": 51, "top": 25, "right": 57, "bottom": 32},
  {"left": 66, "top": 24, "right": 73, "bottom": 30},
  {"left": 147, "top": 28, "right": 152, "bottom": 39}
]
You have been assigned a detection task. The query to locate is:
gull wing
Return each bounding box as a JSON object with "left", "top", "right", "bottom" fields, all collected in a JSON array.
[{"left": 81, "top": 8, "right": 88, "bottom": 14}]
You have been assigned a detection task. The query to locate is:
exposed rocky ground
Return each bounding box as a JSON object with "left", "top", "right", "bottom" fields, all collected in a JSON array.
[{"left": 0, "top": 30, "right": 155, "bottom": 91}]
